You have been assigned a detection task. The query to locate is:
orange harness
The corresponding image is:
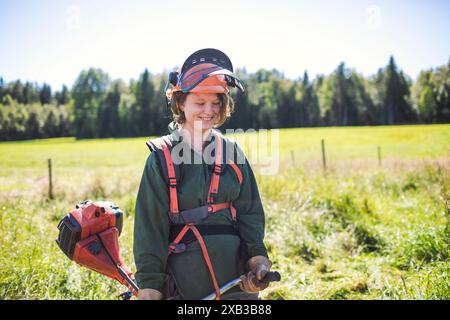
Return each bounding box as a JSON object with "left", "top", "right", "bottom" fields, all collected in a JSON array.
[{"left": 146, "top": 131, "right": 243, "bottom": 300}]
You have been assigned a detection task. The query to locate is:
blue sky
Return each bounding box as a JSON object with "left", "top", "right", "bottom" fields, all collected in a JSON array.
[{"left": 1, "top": 0, "right": 449, "bottom": 90}]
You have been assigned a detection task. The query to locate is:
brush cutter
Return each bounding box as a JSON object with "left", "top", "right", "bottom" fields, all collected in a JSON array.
[{"left": 56, "top": 200, "right": 281, "bottom": 300}]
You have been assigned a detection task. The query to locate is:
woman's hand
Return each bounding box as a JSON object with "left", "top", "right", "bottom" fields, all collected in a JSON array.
[
  {"left": 239, "top": 256, "right": 272, "bottom": 293},
  {"left": 137, "top": 288, "right": 163, "bottom": 300}
]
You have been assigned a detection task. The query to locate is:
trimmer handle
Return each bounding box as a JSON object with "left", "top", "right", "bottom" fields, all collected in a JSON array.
[
  {"left": 259, "top": 271, "right": 281, "bottom": 284},
  {"left": 119, "top": 290, "right": 134, "bottom": 300},
  {"left": 202, "top": 270, "right": 282, "bottom": 300},
  {"left": 121, "top": 271, "right": 283, "bottom": 300}
]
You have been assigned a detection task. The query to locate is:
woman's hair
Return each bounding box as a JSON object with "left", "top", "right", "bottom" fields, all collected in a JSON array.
[{"left": 170, "top": 92, "right": 235, "bottom": 127}]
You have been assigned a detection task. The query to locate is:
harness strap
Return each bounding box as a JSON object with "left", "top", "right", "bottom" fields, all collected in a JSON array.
[
  {"left": 160, "top": 136, "right": 179, "bottom": 215},
  {"left": 227, "top": 159, "right": 243, "bottom": 222},
  {"left": 230, "top": 204, "right": 237, "bottom": 222},
  {"left": 169, "top": 225, "right": 238, "bottom": 244},
  {"left": 228, "top": 160, "right": 243, "bottom": 184},
  {"left": 169, "top": 202, "right": 233, "bottom": 225},
  {"left": 168, "top": 225, "right": 190, "bottom": 254},
  {"left": 211, "top": 202, "right": 237, "bottom": 223},
  {"left": 208, "top": 202, "right": 231, "bottom": 213},
  {"left": 207, "top": 131, "right": 223, "bottom": 204},
  {"left": 167, "top": 225, "right": 222, "bottom": 300},
  {"left": 190, "top": 225, "right": 221, "bottom": 300}
]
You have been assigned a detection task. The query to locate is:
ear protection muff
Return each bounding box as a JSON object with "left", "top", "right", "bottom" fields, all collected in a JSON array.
[
  {"left": 225, "top": 75, "right": 235, "bottom": 88},
  {"left": 225, "top": 75, "right": 245, "bottom": 93},
  {"left": 164, "top": 71, "right": 180, "bottom": 109},
  {"left": 168, "top": 71, "right": 179, "bottom": 87}
]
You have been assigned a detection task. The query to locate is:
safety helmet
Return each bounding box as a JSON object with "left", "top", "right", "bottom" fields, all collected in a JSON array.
[{"left": 164, "top": 48, "right": 245, "bottom": 106}]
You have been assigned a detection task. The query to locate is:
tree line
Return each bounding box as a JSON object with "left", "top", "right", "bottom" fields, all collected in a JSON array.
[{"left": 0, "top": 56, "right": 449, "bottom": 141}]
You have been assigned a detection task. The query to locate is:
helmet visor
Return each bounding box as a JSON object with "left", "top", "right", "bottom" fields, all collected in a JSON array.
[{"left": 178, "top": 63, "right": 245, "bottom": 93}]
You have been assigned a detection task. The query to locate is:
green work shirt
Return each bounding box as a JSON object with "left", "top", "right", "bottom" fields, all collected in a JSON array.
[{"left": 133, "top": 127, "right": 268, "bottom": 299}]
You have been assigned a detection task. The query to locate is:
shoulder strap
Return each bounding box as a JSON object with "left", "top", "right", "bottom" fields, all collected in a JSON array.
[
  {"left": 146, "top": 136, "right": 180, "bottom": 214},
  {"left": 207, "top": 131, "right": 244, "bottom": 200},
  {"left": 146, "top": 135, "right": 181, "bottom": 183},
  {"left": 228, "top": 160, "right": 243, "bottom": 185},
  {"left": 216, "top": 131, "right": 243, "bottom": 185},
  {"left": 207, "top": 131, "right": 223, "bottom": 204}
]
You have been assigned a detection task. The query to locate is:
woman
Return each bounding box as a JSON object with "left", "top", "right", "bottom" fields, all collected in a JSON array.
[{"left": 133, "top": 48, "right": 272, "bottom": 300}]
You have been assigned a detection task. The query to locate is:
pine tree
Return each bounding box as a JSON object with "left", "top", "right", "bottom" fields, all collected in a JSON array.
[
  {"left": 135, "top": 69, "right": 155, "bottom": 136},
  {"left": 11, "top": 80, "right": 25, "bottom": 104},
  {"left": 0, "top": 77, "right": 4, "bottom": 102},
  {"left": 55, "top": 85, "right": 70, "bottom": 106},
  {"left": 299, "top": 71, "right": 321, "bottom": 126},
  {"left": 39, "top": 83, "right": 52, "bottom": 105},
  {"left": 98, "top": 81, "right": 122, "bottom": 137},
  {"left": 329, "top": 63, "right": 359, "bottom": 125},
  {"left": 433, "top": 61, "right": 450, "bottom": 122},
  {"left": 72, "top": 68, "right": 110, "bottom": 138},
  {"left": 382, "top": 56, "right": 415, "bottom": 124}
]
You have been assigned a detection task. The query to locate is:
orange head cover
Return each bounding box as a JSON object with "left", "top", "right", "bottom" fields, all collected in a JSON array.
[{"left": 165, "top": 48, "right": 245, "bottom": 105}]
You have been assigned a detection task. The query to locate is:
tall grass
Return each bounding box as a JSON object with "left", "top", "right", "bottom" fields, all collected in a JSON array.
[
  {"left": 259, "top": 162, "right": 449, "bottom": 300},
  {"left": 1, "top": 124, "right": 449, "bottom": 299}
]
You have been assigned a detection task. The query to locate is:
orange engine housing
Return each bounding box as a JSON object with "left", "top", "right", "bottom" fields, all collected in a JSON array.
[{"left": 56, "top": 200, "right": 138, "bottom": 296}]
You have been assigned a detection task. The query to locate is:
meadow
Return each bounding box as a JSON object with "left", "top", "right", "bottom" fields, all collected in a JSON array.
[{"left": 0, "top": 124, "right": 449, "bottom": 299}]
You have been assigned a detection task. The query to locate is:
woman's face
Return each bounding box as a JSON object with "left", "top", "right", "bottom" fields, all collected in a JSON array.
[{"left": 180, "top": 93, "right": 221, "bottom": 132}]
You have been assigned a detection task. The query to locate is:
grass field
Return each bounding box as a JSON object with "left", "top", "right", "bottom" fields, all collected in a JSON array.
[{"left": 0, "top": 124, "right": 449, "bottom": 299}]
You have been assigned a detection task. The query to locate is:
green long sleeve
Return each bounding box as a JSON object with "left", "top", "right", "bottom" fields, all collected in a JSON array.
[
  {"left": 233, "top": 144, "right": 269, "bottom": 260},
  {"left": 133, "top": 153, "right": 170, "bottom": 291}
]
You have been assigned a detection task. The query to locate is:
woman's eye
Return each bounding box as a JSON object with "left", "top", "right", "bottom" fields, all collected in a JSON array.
[{"left": 194, "top": 102, "right": 220, "bottom": 107}]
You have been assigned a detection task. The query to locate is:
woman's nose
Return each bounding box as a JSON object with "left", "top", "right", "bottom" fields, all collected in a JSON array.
[{"left": 203, "top": 103, "right": 217, "bottom": 113}]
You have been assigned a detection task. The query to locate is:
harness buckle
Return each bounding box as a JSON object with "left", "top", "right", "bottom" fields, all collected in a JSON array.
[
  {"left": 213, "top": 164, "right": 222, "bottom": 174},
  {"left": 169, "top": 178, "right": 177, "bottom": 187},
  {"left": 208, "top": 193, "right": 218, "bottom": 203},
  {"left": 170, "top": 243, "right": 186, "bottom": 254}
]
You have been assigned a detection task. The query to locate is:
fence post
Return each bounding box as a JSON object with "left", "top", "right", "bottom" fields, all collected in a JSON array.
[
  {"left": 48, "top": 158, "right": 54, "bottom": 200},
  {"left": 321, "top": 139, "right": 327, "bottom": 174},
  {"left": 377, "top": 146, "right": 381, "bottom": 168}
]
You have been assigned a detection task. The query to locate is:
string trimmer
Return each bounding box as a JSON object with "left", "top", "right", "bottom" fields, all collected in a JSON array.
[{"left": 56, "top": 200, "right": 281, "bottom": 300}]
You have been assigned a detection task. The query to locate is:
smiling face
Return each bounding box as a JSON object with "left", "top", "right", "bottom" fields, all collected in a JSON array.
[
  {"left": 169, "top": 91, "right": 235, "bottom": 133},
  {"left": 180, "top": 93, "right": 222, "bottom": 133}
]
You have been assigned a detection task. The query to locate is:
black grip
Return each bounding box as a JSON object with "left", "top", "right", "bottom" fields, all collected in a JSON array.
[
  {"left": 260, "top": 271, "right": 281, "bottom": 284},
  {"left": 119, "top": 290, "right": 133, "bottom": 300}
]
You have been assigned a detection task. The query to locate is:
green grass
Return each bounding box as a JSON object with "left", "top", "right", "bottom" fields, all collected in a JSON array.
[
  {"left": 258, "top": 163, "right": 449, "bottom": 299},
  {"left": 0, "top": 124, "right": 449, "bottom": 299}
]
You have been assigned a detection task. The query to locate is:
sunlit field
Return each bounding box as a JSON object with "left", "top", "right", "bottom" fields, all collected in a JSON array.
[{"left": 0, "top": 124, "right": 449, "bottom": 299}]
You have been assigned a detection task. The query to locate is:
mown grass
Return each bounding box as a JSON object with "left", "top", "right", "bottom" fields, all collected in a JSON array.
[{"left": 0, "top": 124, "right": 449, "bottom": 299}]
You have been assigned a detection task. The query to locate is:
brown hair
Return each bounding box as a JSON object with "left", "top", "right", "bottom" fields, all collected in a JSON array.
[{"left": 170, "top": 91, "right": 235, "bottom": 127}]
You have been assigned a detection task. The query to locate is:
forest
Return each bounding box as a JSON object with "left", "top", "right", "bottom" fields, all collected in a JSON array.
[{"left": 1, "top": 56, "right": 449, "bottom": 141}]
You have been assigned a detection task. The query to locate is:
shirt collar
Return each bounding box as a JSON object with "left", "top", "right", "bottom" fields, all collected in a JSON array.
[{"left": 167, "top": 121, "right": 217, "bottom": 148}]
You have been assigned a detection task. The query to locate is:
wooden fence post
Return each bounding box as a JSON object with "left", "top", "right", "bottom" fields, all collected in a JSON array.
[
  {"left": 377, "top": 146, "right": 382, "bottom": 168},
  {"left": 321, "top": 139, "right": 327, "bottom": 174},
  {"left": 48, "top": 158, "right": 54, "bottom": 200}
]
